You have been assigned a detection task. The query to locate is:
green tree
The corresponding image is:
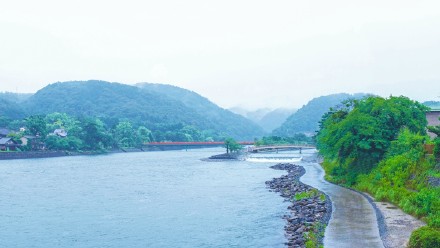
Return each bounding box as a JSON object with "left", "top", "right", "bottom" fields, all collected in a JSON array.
[
  {"left": 45, "top": 112, "right": 82, "bottom": 136},
  {"left": 224, "top": 138, "right": 242, "bottom": 153},
  {"left": 80, "top": 118, "right": 113, "bottom": 150},
  {"left": 316, "top": 96, "right": 428, "bottom": 184},
  {"left": 114, "top": 121, "right": 136, "bottom": 148},
  {"left": 25, "top": 115, "right": 48, "bottom": 138},
  {"left": 136, "top": 126, "right": 153, "bottom": 146}
]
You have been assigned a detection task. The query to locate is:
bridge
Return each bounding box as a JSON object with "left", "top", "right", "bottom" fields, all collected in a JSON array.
[
  {"left": 143, "top": 141, "right": 254, "bottom": 150},
  {"left": 247, "top": 144, "right": 316, "bottom": 153}
]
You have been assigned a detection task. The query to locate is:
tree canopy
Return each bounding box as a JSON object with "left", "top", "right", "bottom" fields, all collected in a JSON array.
[{"left": 316, "top": 96, "right": 428, "bottom": 184}]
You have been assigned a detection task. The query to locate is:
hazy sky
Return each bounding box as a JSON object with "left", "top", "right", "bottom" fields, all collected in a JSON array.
[{"left": 1, "top": 0, "right": 439, "bottom": 109}]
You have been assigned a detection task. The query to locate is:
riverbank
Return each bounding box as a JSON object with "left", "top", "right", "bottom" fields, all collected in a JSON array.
[
  {"left": 0, "top": 148, "right": 144, "bottom": 160},
  {"left": 266, "top": 163, "right": 332, "bottom": 248},
  {"left": 360, "top": 193, "right": 426, "bottom": 248}
]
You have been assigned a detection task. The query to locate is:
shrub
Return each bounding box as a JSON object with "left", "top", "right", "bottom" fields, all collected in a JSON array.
[{"left": 408, "top": 226, "right": 440, "bottom": 248}]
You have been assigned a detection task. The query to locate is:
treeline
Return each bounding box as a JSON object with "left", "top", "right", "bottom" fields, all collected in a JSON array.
[
  {"left": 255, "top": 134, "right": 314, "bottom": 146},
  {"left": 316, "top": 96, "right": 440, "bottom": 247},
  {"left": 1, "top": 112, "right": 219, "bottom": 151}
]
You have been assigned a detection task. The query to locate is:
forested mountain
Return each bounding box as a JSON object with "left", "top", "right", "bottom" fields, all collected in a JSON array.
[
  {"left": 258, "top": 108, "right": 296, "bottom": 132},
  {"left": 136, "top": 83, "right": 265, "bottom": 139},
  {"left": 424, "top": 101, "right": 440, "bottom": 109},
  {"left": 0, "top": 92, "right": 32, "bottom": 103},
  {"left": 273, "top": 93, "right": 367, "bottom": 136},
  {"left": 229, "top": 107, "right": 272, "bottom": 123},
  {"left": 0, "top": 98, "right": 26, "bottom": 119},
  {"left": 22, "top": 80, "right": 263, "bottom": 140},
  {"left": 229, "top": 107, "right": 296, "bottom": 132},
  {"left": 0, "top": 92, "right": 31, "bottom": 119}
]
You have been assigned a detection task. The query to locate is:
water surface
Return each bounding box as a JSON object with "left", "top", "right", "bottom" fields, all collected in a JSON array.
[{"left": 0, "top": 149, "right": 287, "bottom": 248}]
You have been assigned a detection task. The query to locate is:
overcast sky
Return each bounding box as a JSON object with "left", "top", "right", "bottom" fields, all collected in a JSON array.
[{"left": 1, "top": 0, "right": 439, "bottom": 109}]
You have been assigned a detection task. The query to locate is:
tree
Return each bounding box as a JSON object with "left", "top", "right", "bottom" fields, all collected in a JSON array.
[
  {"left": 136, "top": 126, "right": 153, "bottom": 146},
  {"left": 114, "top": 121, "right": 136, "bottom": 147},
  {"left": 316, "top": 96, "right": 428, "bottom": 184},
  {"left": 25, "top": 115, "right": 48, "bottom": 138},
  {"left": 45, "top": 112, "right": 82, "bottom": 136},
  {"left": 80, "top": 118, "right": 113, "bottom": 150},
  {"left": 224, "top": 138, "right": 242, "bottom": 153}
]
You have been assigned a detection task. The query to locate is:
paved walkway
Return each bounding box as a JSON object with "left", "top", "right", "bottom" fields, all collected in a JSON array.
[{"left": 300, "top": 162, "right": 384, "bottom": 248}]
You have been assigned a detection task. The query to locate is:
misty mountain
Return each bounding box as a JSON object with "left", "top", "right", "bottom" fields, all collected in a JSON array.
[
  {"left": 136, "top": 82, "right": 265, "bottom": 139},
  {"left": 229, "top": 107, "right": 272, "bottom": 123},
  {"left": 22, "top": 80, "right": 264, "bottom": 140},
  {"left": 273, "top": 93, "right": 367, "bottom": 136},
  {"left": 0, "top": 98, "right": 26, "bottom": 120},
  {"left": 229, "top": 107, "right": 296, "bottom": 132},
  {"left": 424, "top": 101, "right": 440, "bottom": 109},
  {"left": 258, "top": 108, "right": 296, "bottom": 132}
]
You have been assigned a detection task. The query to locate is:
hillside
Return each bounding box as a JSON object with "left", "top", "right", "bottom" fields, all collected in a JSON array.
[
  {"left": 136, "top": 83, "right": 265, "bottom": 139},
  {"left": 424, "top": 101, "right": 440, "bottom": 109},
  {"left": 258, "top": 108, "right": 296, "bottom": 132},
  {"left": 273, "top": 93, "right": 367, "bottom": 136},
  {"left": 229, "top": 107, "right": 296, "bottom": 132},
  {"left": 0, "top": 98, "right": 27, "bottom": 120},
  {"left": 0, "top": 92, "right": 32, "bottom": 120},
  {"left": 22, "top": 80, "right": 263, "bottom": 140}
]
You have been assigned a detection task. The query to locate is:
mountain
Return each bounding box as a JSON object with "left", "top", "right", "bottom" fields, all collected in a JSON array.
[
  {"left": 229, "top": 107, "right": 272, "bottom": 123},
  {"left": 424, "top": 101, "right": 440, "bottom": 109},
  {"left": 229, "top": 107, "right": 296, "bottom": 132},
  {"left": 0, "top": 98, "right": 26, "bottom": 120},
  {"left": 136, "top": 83, "right": 265, "bottom": 139},
  {"left": 0, "top": 92, "right": 32, "bottom": 103},
  {"left": 0, "top": 93, "right": 29, "bottom": 119},
  {"left": 273, "top": 93, "right": 367, "bottom": 136},
  {"left": 258, "top": 108, "right": 296, "bottom": 132},
  {"left": 22, "top": 80, "right": 264, "bottom": 140}
]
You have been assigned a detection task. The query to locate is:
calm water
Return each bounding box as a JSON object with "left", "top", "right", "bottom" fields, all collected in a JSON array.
[{"left": 0, "top": 149, "right": 288, "bottom": 248}]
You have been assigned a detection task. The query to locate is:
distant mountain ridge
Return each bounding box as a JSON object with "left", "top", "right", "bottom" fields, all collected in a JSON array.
[
  {"left": 136, "top": 82, "right": 265, "bottom": 139},
  {"left": 0, "top": 92, "right": 31, "bottom": 119},
  {"left": 229, "top": 107, "right": 296, "bottom": 132},
  {"left": 273, "top": 93, "right": 368, "bottom": 136},
  {"left": 19, "top": 80, "right": 264, "bottom": 140}
]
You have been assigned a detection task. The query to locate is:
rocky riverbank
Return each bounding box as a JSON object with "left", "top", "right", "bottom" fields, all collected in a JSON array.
[{"left": 266, "top": 163, "right": 332, "bottom": 248}]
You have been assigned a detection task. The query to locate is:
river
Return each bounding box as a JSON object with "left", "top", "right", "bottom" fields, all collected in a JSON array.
[
  {"left": 0, "top": 148, "right": 287, "bottom": 248},
  {"left": 0, "top": 148, "right": 383, "bottom": 247}
]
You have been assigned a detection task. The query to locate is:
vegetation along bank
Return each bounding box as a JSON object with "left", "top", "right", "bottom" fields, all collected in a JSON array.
[
  {"left": 266, "top": 163, "right": 331, "bottom": 248},
  {"left": 316, "top": 95, "right": 440, "bottom": 247}
]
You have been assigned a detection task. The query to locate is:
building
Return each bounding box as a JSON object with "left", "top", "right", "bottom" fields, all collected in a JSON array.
[
  {"left": 0, "top": 137, "right": 20, "bottom": 151},
  {"left": 53, "top": 129, "right": 68, "bottom": 137},
  {"left": 427, "top": 109, "right": 440, "bottom": 138},
  {"left": 0, "top": 128, "right": 12, "bottom": 138}
]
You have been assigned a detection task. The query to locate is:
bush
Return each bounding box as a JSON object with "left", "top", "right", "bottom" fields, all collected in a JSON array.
[{"left": 408, "top": 226, "right": 440, "bottom": 248}]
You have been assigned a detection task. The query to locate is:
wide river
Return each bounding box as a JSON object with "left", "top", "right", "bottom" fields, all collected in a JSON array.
[
  {"left": 0, "top": 148, "right": 383, "bottom": 247},
  {"left": 0, "top": 148, "right": 288, "bottom": 248}
]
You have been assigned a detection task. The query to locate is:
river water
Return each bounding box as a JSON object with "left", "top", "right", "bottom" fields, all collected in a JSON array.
[
  {"left": 0, "top": 148, "right": 287, "bottom": 248},
  {"left": 0, "top": 148, "right": 383, "bottom": 247}
]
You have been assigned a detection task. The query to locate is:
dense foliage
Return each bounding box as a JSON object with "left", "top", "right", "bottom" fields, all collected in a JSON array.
[
  {"left": 255, "top": 134, "right": 313, "bottom": 146},
  {"left": 1, "top": 112, "right": 222, "bottom": 152},
  {"left": 136, "top": 82, "right": 264, "bottom": 139},
  {"left": 273, "top": 93, "right": 366, "bottom": 136},
  {"left": 316, "top": 96, "right": 428, "bottom": 184},
  {"left": 316, "top": 95, "right": 440, "bottom": 244},
  {"left": 20, "top": 81, "right": 264, "bottom": 140},
  {"left": 408, "top": 226, "right": 440, "bottom": 248}
]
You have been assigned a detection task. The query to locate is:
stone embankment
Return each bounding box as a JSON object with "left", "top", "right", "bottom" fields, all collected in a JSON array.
[
  {"left": 202, "top": 153, "right": 241, "bottom": 161},
  {"left": 266, "top": 163, "right": 331, "bottom": 248}
]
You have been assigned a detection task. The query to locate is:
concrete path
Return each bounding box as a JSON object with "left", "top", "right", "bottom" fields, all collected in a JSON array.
[{"left": 300, "top": 162, "right": 384, "bottom": 248}]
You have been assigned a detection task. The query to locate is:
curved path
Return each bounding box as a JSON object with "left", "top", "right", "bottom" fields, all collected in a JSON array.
[{"left": 299, "top": 161, "right": 384, "bottom": 248}]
